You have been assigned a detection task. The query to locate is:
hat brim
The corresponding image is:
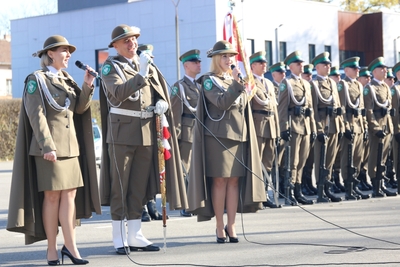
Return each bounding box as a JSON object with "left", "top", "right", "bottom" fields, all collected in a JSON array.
[
  {"left": 186, "top": 58, "right": 201, "bottom": 62},
  {"left": 108, "top": 32, "right": 141, "bottom": 48},
  {"left": 35, "top": 43, "right": 76, "bottom": 58},
  {"left": 207, "top": 49, "right": 238, "bottom": 58}
]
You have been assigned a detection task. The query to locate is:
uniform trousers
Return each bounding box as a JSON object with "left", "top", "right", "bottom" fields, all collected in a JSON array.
[
  {"left": 368, "top": 133, "right": 391, "bottom": 179},
  {"left": 340, "top": 132, "right": 363, "bottom": 180},
  {"left": 361, "top": 139, "right": 370, "bottom": 173},
  {"left": 314, "top": 132, "right": 339, "bottom": 183},
  {"left": 256, "top": 136, "right": 275, "bottom": 172},
  {"left": 288, "top": 132, "right": 310, "bottom": 184},
  {"left": 108, "top": 144, "right": 153, "bottom": 220}
]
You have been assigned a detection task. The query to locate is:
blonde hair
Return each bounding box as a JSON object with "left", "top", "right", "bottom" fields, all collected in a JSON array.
[
  {"left": 209, "top": 54, "right": 233, "bottom": 76},
  {"left": 40, "top": 47, "right": 58, "bottom": 69}
]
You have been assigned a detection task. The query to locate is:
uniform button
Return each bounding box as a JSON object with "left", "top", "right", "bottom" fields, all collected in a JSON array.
[{"left": 66, "top": 125, "right": 69, "bottom": 128}]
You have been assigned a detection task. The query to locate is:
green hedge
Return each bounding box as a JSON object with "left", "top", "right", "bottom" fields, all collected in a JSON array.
[{"left": 0, "top": 99, "right": 101, "bottom": 161}]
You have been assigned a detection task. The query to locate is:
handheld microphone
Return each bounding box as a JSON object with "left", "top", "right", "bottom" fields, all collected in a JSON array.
[
  {"left": 136, "top": 50, "right": 155, "bottom": 67},
  {"left": 75, "top": 60, "right": 99, "bottom": 78},
  {"left": 230, "top": 64, "right": 243, "bottom": 82}
]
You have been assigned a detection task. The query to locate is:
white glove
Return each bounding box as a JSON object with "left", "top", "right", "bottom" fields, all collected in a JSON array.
[
  {"left": 154, "top": 100, "right": 169, "bottom": 115},
  {"left": 139, "top": 52, "right": 152, "bottom": 78}
]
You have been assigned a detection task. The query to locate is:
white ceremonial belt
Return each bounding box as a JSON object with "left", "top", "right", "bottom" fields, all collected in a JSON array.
[{"left": 109, "top": 107, "right": 154, "bottom": 119}]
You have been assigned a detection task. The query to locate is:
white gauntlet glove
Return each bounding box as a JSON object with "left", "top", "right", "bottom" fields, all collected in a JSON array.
[
  {"left": 154, "top": 100, "right": 169, "bottom": 115},
  {"left": 138, "top": 52, "right": 152, "bottom": 78}
]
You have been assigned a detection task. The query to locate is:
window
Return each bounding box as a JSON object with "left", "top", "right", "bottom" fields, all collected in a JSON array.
[
  {"left": 279, "top": 42, "right": 286, "bottom": 62},
  {"left": 95, "top": 48, "right": 109, "bottom": 87},
  {"left": 339, "top": 50, "right": 365, "bottom": 66},
  {"left": 265, "top": 41, "right": 272, "bottom": 66},
  {"left": 6, "top": 79, "right": 12, "bottom": 95},
  {"left": 325, "top": 45, "right": 331, "bottom": 55},
  {"left": 247, "top": 39, "right": 255, "bottom": 55},
  {"left": 309, "top": 44, "right": 316, "bottom": 63}
]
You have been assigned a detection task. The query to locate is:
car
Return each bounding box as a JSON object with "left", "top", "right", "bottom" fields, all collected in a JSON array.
[{"left": 92, "top": 119, "right": 102, "bottom": 167}]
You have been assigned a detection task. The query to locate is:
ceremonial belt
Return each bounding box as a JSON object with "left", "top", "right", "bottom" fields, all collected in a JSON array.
[
  {"left": 252, "top": 110, "right": 275, "bottom": 116},
  {"left": 182, "top": 113, "right": 195, "bottom": 119},
  {"left": 373, "top": 108, "right": 392, "bottom": 117},
  {"left": 318, "top": 107, "right": 342, "bottom": 116},
  {"left": 288, "top": 106, "right": 311, "bottom": 117},
  {"left": 109, "top": 107, "right": 154, "bottom": 119},
  {"left": 346, "top": 107, "right": 365, "bottom": 116}
]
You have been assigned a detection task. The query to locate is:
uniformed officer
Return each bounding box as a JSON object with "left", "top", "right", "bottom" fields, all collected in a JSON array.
[
  {"left": 391, "top": 61, "right": 400, "bottom": 193},
  {"left": 170, "top": 49, "right": 202, "bottom": 216},
  {"left": 249, "top": 51, "right": 281, "bottom": 208},
  {"left": 300, "top": 63, "right": 318, "bottom": 196},
  {"left": 337, "top": 57, "right": 370, "bottom": 200},
  {"left": 329, "top": 66, "right": 341, "bottom": 83},
  {"left": 310, "top": 52, "right": 344, "bottom": 203},
  {"left": 364, "top": 57, "right": 397, "bottom": 197},
  {"left": 99, "top": 24, "right": 187, "bottom": 254},
  {"left": 356, "top": 67, "right": 373, "bottom": 191},
  {"left": 278, "top": 51, "right": 316, "bottom": 205},
  {"left": 270, "top": 61, "right": 286, "bottom": 100}
]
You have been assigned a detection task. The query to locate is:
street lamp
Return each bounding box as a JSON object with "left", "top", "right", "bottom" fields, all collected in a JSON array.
[
  {"left": 275, "top": 24, "right": 283, "bottom": 62},
  {"left": 394, "top": 36, "right": 400, "bottom": 64}
]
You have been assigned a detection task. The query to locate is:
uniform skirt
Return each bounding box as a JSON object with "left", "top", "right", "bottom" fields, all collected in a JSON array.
[
  {"left": 35, "top": 156, "right": 83, "bottom": 192},
  {"left": 204, "top": 135, "right": 246, "bottom": 178}
]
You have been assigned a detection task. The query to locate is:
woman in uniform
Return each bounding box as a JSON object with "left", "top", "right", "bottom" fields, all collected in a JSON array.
[
  {"left": 7, "top": 35, "right": 101, "bottom": 265},
  {"left": 188, "top": 40, "right": 265, "bottom": 243}
]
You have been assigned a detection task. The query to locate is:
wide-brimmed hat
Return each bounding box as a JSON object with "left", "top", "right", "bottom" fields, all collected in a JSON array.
[
  {"left": 32, "top": 35, "right": 76, "bottom": 58},
  {"left": 207, "top": 40, "right": 238, "bottom": 58},
  {"left": 108, "top": 24, "right": 141, "bottom": 48}
]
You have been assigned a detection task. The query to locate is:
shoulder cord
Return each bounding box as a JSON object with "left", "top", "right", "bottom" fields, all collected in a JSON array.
[
  {"left": 202, "top": 76, "right": 234, "bottom": 122},
  {"left": 33, "top": 72, "right": 70, "bottom": 113},
  {"left": 286, "top": 78, "right": 306, "bottom": 106},
  {"left": 342, "top": 81, "right": 360, "bottom": 109},
  {"left": 178, "top": 82, "right": 197, "bottom": 112},
  {"left": 253, "top": 80, "right": 270, "bottom": 106},
  {"left": 369, "top": 83, "right": 389, "bottom": 108},
  {"left": 312, "top": 79, "right": 333, "bottom": 105}
]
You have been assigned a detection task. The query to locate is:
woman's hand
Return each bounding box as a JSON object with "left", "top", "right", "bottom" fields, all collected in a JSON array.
[
  {"left": 84, "top": 65, "right": 97, "bottom": 87},
  {"left": 43, "top": 151, "right": 57, "bottom": 162},
  {"left": 232, "top": 67, "right": 243, "bottom": 83}
]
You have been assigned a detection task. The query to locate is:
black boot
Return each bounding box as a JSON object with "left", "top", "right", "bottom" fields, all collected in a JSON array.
[
  {"left": 324, "top": 181, "right": 342, "bottom": 202},
  {"left": 141, "top": 206, "right": 151, "bottom": 222},
  {"left": 344, "top": 180, "right": 358, "bottom": 200},
  {"left": 301, "top": 181, "right": 314, "bottom": 196},
  {"left": 389, "top": 176, "right": 398, "bottom": 189},
  {"left": 263, "top": 195, "right": 282, "bottom": 208},
  {"left": 357, "top": 171, "right": 372, "bottom": 191},
  {"left": 317, "top": 184, "right": 330, "bottom": 203},
  {"left": 147, "top": 200, "right": 164, "bottom": 220},
  {"left": 285, "top": 183, "right": 298, "bottom": 206},
  {"left": 302, "top": 167, "right": 317, "bottom": 195},
  {"left": 381, "top": 182, "right": 398, "bottom": 197},
  {"left": 294, "top": 183, "right": 314, "bottom": 205},
  {"left": 352, "top": 179, "right": 370, "bottom": 199},
  {"left": 372, "top": 178, "right": 385, "bottom": 198},
  {"left": 333, "top": 171, "right": 345, "bottom": 193}
]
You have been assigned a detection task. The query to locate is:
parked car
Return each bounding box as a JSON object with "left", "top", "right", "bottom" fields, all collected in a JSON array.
[{"left": 92, "top": 119, "right": 102, "bottom": 167}]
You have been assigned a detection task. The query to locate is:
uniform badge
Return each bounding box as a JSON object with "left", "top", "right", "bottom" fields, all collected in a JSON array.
[
  {"left": 391, "top": 88, "right": 396, "bottom": 96},
  {"left": 27, "top": 80, "right": 37, "bottom": 94},
  {"left": 171, "top": 86, "right": 178, "bottom": 96},
  {"left": 337, "top": 83, "right": 343, "bottom": 92},
  {"left": 363, "top": 87, "right": 369, "bottom": 96},
  {"left": 279, "top": 83, "right": 286, "bottom": 92},
  {"left": 102, "top": 64, "right": 111, "bottom": 76},
  {"left": 204, "top": 79, "right": 213, "bottom": 91}
]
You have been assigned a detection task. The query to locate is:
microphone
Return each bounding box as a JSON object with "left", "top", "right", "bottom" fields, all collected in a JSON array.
[
  {"left": 136, "top": 50, "right": 155, "bottom": 67},
  {"left": 75, "top": 60, "right": 99, "bottom": 78},
  {"left": 230, "top": 64, "right": 243, "bottom": 82}
]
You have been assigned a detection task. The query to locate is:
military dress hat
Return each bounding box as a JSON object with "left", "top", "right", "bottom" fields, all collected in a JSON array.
[
  {"left": 249, "top": 51, "right": 267, "bottom": 64},
  {"left": 341, "top": 56, "right": 360, "bottom": 69},
  {"left": 284, "top": 51, "right": 304, "bottom": 66},
  {"left": 138, "top": 44, "right": 154, "bottom": 58},
  {"left": 179, "top": 49, "right": 201, "bottom": 63},
  {"left": 108, "top": 24, "right": 141, "bottom": 48},
  {"left": 359, "top": 67, "right": 371, "bottom": 77},
  {"left": 207, "top": 40, "right": 238, "bottom": 58},
  {"left": 32, "top": 35, "right": 76, "bottom": 58},
  {"left": 393, "top": 62, "right": 400, "bottom": 75},
  {"left": 368, "top": 57, "right": 387, "bottom": 72},
  {"left": 329, "top": 66, "right": 340, "bottom": 76},
  {"left": 303, "top": 64, "right": 314, "bottom": 74},
  {"left": 270, "top": 62, "right": 286, "bottom": 73},
  {"left": 312, "top": 52, "right": 331, "bottom": 66},
  {"left": 387, "top": 68, "right": 394, "bottom": 78}
]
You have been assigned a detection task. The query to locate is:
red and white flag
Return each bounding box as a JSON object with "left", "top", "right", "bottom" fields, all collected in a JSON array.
[{"left": 223, "top": 12, "right": 255, "bottom": 96}]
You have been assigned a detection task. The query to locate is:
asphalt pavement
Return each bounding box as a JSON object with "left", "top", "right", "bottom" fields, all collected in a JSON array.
[{"left": 1, "top": 160, "right": 400, "bottom": 267}]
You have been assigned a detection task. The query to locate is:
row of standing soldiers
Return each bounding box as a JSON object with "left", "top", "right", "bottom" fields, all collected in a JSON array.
[{"left": 170, "top": 48, "right": 400, "bottom": 210}]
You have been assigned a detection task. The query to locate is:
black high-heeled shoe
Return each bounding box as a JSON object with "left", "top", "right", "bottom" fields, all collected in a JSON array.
[
  {"left": 46, "top": 249, "right": 60, "bottom": 266},
  {"left": 61, "top": 245, "right": 89, "bottom": 265},
  {"left": 224, "top": 226, "right": 239, "bottom": 243},
  {"left": 215, "top": 229, "right": 226, "bottom": 243}
]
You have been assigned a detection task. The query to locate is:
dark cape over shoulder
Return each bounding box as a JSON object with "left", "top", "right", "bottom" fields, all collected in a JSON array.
[
  {"left": 187, "top": 73, "right": 266, "bottom": 222},
  {"left": 7, "top": 71, "right": 101, "bottom": 245}
]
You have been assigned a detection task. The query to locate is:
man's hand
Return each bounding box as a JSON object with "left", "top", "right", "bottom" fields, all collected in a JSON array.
[
  {"left": 280, "top": 130, "right": 291, "bottom": 142},
  {"left": 317, "top": 133, "right": 328, "bottom": 143},
  {"left": 344, "top": 129, "right": 354, "bottom": 141},
  {"left": 375, "top": 130, "right": 386, "bottom": 139}
]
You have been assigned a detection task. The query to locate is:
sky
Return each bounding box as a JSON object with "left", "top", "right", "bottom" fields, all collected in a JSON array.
[{"left": 0, "top": 0, "right": 57, "bottom": 36}]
